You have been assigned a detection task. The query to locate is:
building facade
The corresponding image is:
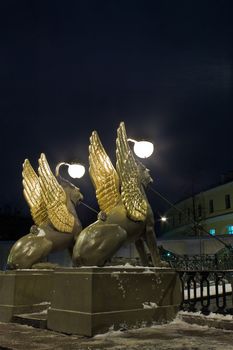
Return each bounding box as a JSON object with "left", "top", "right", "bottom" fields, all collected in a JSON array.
[{"left": 159, "top": 180, "right": 233, "bottom": 255}]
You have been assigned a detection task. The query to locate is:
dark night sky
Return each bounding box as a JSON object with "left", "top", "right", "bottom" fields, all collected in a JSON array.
[{"left": 0, "top": 1, "right": 233, "bottom": 218}]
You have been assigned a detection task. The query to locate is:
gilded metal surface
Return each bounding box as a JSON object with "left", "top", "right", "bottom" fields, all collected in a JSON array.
[
  {"left": 38, "top": 153, "right": 75, "bottom": 233},
  {"left": 89, "top": 131, "right": 120, "bottom": 214},
  {"left": 73, "top": 122, "right": 162, "bottom": 267},
  {"left": 116, "top": 122, "right": 148, "bottom": 221},
  {"left": 8, "top": 153, "right": 83, "bottom": 269},
  {"left": 89, "top": 123, "right": 147, "bottom": 221},
  {"left": 23, "top": 153, "right": 74, "bottom": 233},
  {"left": 22, "top": 159, "right": 48, "bottom": 226}
]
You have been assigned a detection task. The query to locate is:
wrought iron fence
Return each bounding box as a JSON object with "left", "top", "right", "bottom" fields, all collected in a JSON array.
[
  {"left": 160, "top": 246, "right": 233, "bottom": 270},
  {"left": 178, "top": 270, "right": 233, "bottom": 315},
  {"left": 169, "top": 255, "right": 217, "bottom": 270}
]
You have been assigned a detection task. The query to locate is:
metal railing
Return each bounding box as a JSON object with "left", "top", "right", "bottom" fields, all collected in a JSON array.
[
  {"left": 160, "top": 246, "right": 233, "bottom": 270},
  {"left": 168, "top": 255, "right": 218, "bottom": 270},
  {"left": 178, "top": 270, "right": 233, "bottom": 315}
]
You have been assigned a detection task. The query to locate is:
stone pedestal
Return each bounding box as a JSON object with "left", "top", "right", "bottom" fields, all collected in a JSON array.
[
  {"left": 48, "top": 267, "right": 182, "bottom": 336},
  {"left": 0, "top": 269, "right": 53, "bottom": 322}
]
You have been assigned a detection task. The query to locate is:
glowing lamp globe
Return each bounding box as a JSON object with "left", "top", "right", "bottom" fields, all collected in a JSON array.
[
  {"left": 133, "top": 141, "right": 154, "bottom": 159},
  {"left": 161, "top": 216, "right": 167, "bottom": 222},
  {"left": 68, "top": 163, "right": 85, "bottom": 179}
]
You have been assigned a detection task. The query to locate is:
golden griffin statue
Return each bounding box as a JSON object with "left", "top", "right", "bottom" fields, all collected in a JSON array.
[
  {"left": 72, "top": 122, "right": 162, "bottom": 267},
  {"left": 7, "top": 153, "right": 83, "bottom": 269},
  {"left": 7, "top": 122, "right": 162, "bottom": 269}
]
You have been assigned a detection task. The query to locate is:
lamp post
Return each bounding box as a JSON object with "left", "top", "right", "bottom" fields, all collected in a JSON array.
[
  {"left": 55, "top": 162, "right": 86, "bottom": 179},
  {"left": 55, "top": 161, "right": 100, "bottom": 215},
  {"left": 127, "top": 138, "right": 154, "bottom": 159}
]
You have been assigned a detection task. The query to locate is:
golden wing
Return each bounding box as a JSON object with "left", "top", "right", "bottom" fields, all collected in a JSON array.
[
  {"left": 22, "top": 159, "right": 48, "bottom": 226},
  {"left": 116, "top": 122, "right": 147, "bottom": 221},
  {"left": 89, "top": 131, "right": 120, "bottom": 213},
  {"left": 38, "top": 153, "right": 75, "bottom": 233}
]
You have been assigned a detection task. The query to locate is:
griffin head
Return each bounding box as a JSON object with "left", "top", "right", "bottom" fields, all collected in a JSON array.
[
  {"left": 137, "top": 161, "right": 153, "bottom": 188},
  {"left": 58, "top": 178, "right": 84, "bottom": 207}
]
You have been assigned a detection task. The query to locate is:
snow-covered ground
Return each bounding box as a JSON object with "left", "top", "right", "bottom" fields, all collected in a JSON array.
[
  {"left": 1, "top": 312, "right": 233, "bottom": 350},
  {"left": 180, "top": 310, "right": 233, "bottom": 321}
]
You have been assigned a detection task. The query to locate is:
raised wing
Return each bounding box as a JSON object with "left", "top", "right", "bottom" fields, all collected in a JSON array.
[
  {"left": 38, "top": 153, "right": 75, "bottom": 233},
  {"left": 89, "top": 131, "right": 120, "bottom": 213},
  {"left": 22, "top": 159, "right": 48, "bottom": 226},
  {"left": 116, "top": 122, "right": 147, "bottom": 221}
]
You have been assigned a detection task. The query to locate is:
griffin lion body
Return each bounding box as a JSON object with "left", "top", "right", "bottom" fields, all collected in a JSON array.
[
  {"left": 73, "top": 122, "right": 162, "bottom": 267},
  {"left": 7, "top": 154, "right": 83, "bottom": 269}
]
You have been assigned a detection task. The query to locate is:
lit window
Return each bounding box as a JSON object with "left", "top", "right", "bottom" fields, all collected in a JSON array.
[
  {"left": 209, "top": 229, "right": 216, "bottom": 236},
  {"left": 228, "top": 225, "right": 233, "bottom": 235}
]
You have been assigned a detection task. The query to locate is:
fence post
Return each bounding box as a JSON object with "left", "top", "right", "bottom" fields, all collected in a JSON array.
[
  {"left": 200, "top": 271, "right": 210, "bottom": 315},
  {"left": 215, "top": 271, "right": 227, "bottom": 314}
]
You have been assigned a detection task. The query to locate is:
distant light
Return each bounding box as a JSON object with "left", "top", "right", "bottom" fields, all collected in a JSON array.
[
  {"left": 128, "top": 138, "right": 154, "bottom": 158},
  {"left": 167, "top": 252, "right": 171, "bottom": 257},
  {"left": 161, "top": 216, "right": 167, "bottom": 222},
  {"left": 68, "top": 164, "right": 85, "bottom": 179},
  {"left": 209, "top": 228, "right": 216, "bottom": 236}
]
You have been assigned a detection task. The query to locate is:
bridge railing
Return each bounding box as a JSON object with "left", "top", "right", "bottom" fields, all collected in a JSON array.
[{"left": 178, "top": 270, "right": 233, "bottom": 315}]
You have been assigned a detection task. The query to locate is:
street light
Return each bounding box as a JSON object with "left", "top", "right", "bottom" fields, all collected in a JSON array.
[
  {"left": 161, "top": 216, "right": 167, "bottom": 222},
  {"left": 127, "top": 138, "right": 154, "bottom": 158},
  {"left": 67, "top": 163, "right": 85, "bottom": 179},
  {"left": 55, "top": 162, "right": 86, "bottom": 179}
]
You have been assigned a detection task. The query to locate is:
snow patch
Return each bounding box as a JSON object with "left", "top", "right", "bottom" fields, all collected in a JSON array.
[
  {"left": 37, "top": 228, "right": 46, "bottom": 237},
  {"left": 142, "top": 268, "right": 154, "bottom": 273},
  {"left": 180, "top": 310, "right": 233, "bottom": 321},
  {"left": 142, "top": 301, "right": 158, "bottom": 309},
  {"left": 111, "top": 272, "right": 126, "bottom": 298}
]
